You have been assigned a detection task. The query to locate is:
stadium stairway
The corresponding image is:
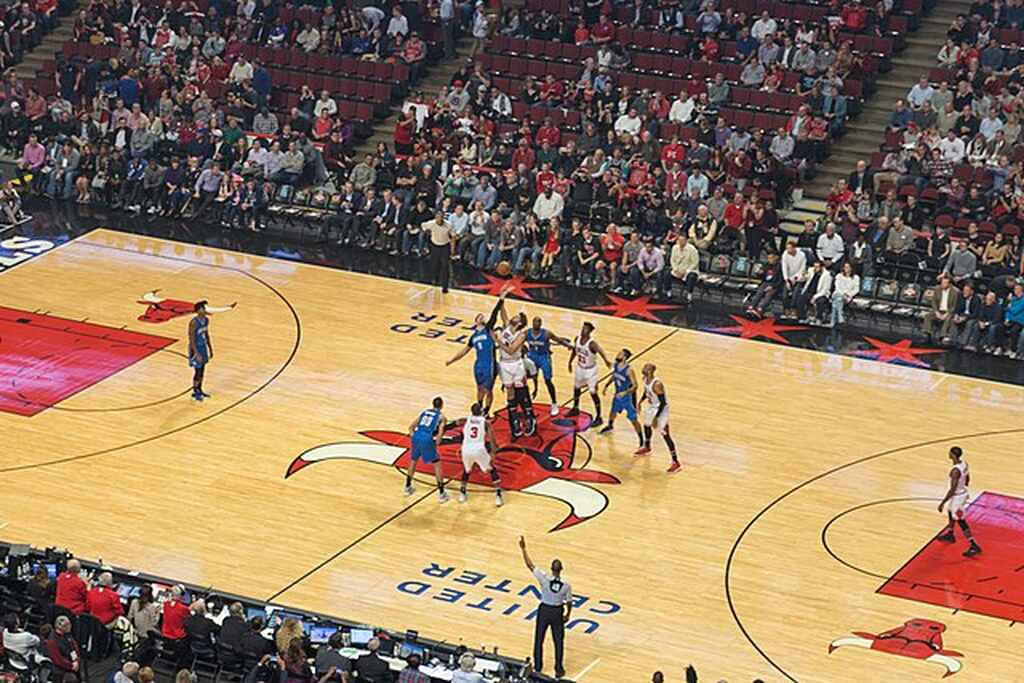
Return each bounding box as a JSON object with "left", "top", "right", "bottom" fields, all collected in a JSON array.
[
  {"left": 0, "top": 7, "right": 77, "bottom": 175},
  {"left": 350, "top": 29, "right": 487, "bottom": 157},
  {"left": 803, "top": 0, "right": 973, "bottom": 199},
  {"left": 11, "top": 13, "right": 77, "bottom": 83}
]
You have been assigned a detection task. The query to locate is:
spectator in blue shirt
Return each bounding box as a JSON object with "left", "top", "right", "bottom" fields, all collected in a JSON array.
[{"left": 889, "top": 100, "right": 913, "bottom": 129}]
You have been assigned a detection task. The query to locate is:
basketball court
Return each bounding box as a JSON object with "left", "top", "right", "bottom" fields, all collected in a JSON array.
[{"left": 2, "top": 228, "right": 1023, "bottom": 682}]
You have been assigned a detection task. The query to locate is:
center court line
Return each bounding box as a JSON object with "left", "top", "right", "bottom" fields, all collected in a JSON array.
[
  {"left": 571, "top": 657, "right": 601, "bottom": 681},
  {"left": 266, "top": 488, "right": 436, "bottom": 602}
]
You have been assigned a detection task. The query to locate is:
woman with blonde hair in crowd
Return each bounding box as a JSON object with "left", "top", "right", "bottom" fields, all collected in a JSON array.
[{"left": 274, "top": 618, "right": 304, "bottom": 656}]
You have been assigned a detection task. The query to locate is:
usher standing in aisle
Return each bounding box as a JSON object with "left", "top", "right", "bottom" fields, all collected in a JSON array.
[{"left": 518, "top": 536, "right": 572, "bottom": 679}]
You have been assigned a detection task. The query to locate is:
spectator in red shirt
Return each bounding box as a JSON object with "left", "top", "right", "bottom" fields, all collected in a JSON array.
[
  {"left": 720, "top": 193, "right": 748, "bottom": 253},
  {"left": 598, "top": 223, "right": 625, "bottom": 288},
  {"left": 665, "top": 163, "right": 688, "bottom": 197},
  {"left": 539, "top": 75, "right": 564, "bottom": 104},
  {"left": 55, "top": 559, "right": 89, "bottom": 615},
  {"left": 647, "top": 92, "right": 670, "bottom": 120},
  {"left": 591, "top": 14, "right": 616, "bottom": 44},
  {"left": 393, "top": 110, "right": 416, "bottom": 156},
  {"left": 535, "top": 162, "right": 556, "bottom": 194},
  {"left": 535, "top": 117, "right": 561, "bottom": 148},
  {"left": 573, "top": 17, "right": 590, "bottom": 45},
  {"left": 161, "top": 586, "right": 190, "bottom": 641},
  {"left": 840, "top": 2, "right": 868, "bottom": 31},
  {"left": 511, "top": 138, "right": 536, "bottom": 171},
  {"left": 660, "top": 136, "right": 686, "bottom": 171},
  {"left": 86, "top": 573, "right": 125, "bottom": 627}
]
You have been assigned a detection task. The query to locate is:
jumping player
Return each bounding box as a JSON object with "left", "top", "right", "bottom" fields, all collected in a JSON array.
[
  {"left": 600, "top": 349, "right": 644, "bottom": 447},
  {"left": 526, "top": 317, "right": 573, "bottom": 416},
  {"left": 458, "top": 402, "right": 504, "bottom": 507},
  {"left": 405, "top": 396, "right": 450, "bottom": 503},
  {"left": 567, "top": 322, "right": 611, "bottom": 428},
  {"left": 446, "top": 292, "right": 508, "bottom": 414},
  {"left": 937, "top": 446, "right": 982, "bottom": 557},
  {"left": 636, "top": 364, "right": 681, "bottom": 473},
  {"left": 188, "top": 301, "right": 213, "bottom": 401},
  {"left": 496, "top": 304, "right": 537, "bottom": 439}
]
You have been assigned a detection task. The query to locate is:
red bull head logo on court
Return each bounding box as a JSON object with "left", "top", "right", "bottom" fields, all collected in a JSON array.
[
  {"left": 286, "top": 405, "right": 620, "bottom": 531},
  {"left": 136, "top": 291, "right": 235, "bottom": 323},
  {"left": 829, "top": 618, "right": 964, "bottom": 677}
]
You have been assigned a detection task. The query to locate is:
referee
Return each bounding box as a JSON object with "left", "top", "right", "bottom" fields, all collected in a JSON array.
[
  {"left": 519, "top": 536, "right": 571, "bottom": 679},
  {"left": 426, "top": 211, "right": 456, "bottom": 294}
]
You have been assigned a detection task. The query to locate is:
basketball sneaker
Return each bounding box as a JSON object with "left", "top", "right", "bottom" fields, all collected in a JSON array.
[
  {"left": 459, "top": 491, "right": 468, "bottom": 504},
  {"left": 590, "top": 416, "right": 603, "bottom": 429},
  {"left": 634, "top": 446, "right": 651, "bottom": 456},
  {"left": 937, "top": 532, "right": 956, "bottom": 543},
  {"left": 549, "top": 405, "right": 559, "bottom": 416},
  {"left": 599, "top": 425, "right": 614, "bottom": 434},
  {"left": 495, "top": 491, "right": 504, "bottom": 507},
  {"left": 438, "top": 489, "right": 450, "bottom": 503},
  {"left": 963, "top": 543, "right": 982, "bottom": 557},
  {"left": 667, "top": 461, "right": 681, "bottom": 474},
  {"left": 403, "top": 484, "right": 415, "bottom": 496}
]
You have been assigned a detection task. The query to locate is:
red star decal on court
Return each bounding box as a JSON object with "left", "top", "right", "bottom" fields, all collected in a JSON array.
[
  {"left": 705, "top": 315, "right": 806, "bottom": 344},
  {"left": 464, "top": 274, "right": 554, "bottom": 300},
  {"left": 584, "top": 294, "right": 681, "bottom": 322},
  {"left": 851, "top": 336, "right": 945, "bottom": 367}
]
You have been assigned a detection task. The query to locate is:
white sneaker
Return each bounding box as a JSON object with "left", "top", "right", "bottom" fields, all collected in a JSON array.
[
  {"left": 438, "top": 490, "right": 450, "bottom": 503},
  {"left": 459, "top": 491, "right": 468, "bottom": 503},
  {"left": 549, "top": 404, "right": 559, "bottom": 416},
  {"left": 403, "top": 484, "right": 415, "bottom": 496},
  {"left": 495, "top": 492, "right": 504, "bottom": 507}
]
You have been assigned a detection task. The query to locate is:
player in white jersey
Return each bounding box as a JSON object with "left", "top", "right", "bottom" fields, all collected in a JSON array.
[
  {"left": 937, "top": 446, "right": 981, "bottom": 557},
  {"left": 567, "top": 322, "right": 610, "bottom": 428},
  {"left": 636, "top": 364, "right": 681, "bottom": 473},
  {"left": 458, "top": 402, "right": 504, "bottom": 506},
  {"left": 496, "top": 303, "right": 536, "bottom": 439}
]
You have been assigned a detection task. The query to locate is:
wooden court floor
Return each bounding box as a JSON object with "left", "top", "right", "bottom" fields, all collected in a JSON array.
[{"left": 3, "top": 229, "right": 1024, "bottom": 682}]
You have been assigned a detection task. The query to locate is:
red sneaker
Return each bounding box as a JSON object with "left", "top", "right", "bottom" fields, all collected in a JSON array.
[
  {"left": 634, "top": 447, "right": 651, "bottom": 457},
  {"left": 667, "top": 461, "right": 681, "bottom": 474}
]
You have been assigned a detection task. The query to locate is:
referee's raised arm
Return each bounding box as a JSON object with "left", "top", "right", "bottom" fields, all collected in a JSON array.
[
  {"left": 518, "top": 535, "right": 535, "bottom": 571},
  {"left": 519, "top": 536, "right": 570, "bottom": 679}
]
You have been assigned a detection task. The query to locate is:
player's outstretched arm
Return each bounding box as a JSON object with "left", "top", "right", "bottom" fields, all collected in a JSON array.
[
  {"left": 550, "top": 333, "right": 573, "bottom": 349},
  {"left": 206, "top": 302, "right": 237, "bottom": 314},
  {"left": 486, "top": 297, "right": 504, "bottom": 330},
  {"left": 593, "top": 341, "right": 611, "bottom": 367},
  {"left": 446, "top": 345, "right": 472, "bottom": 366}
]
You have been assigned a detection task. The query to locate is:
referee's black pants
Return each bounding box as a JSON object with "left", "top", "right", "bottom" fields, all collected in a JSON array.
[
  {"left": 428, "top": 242, "right": 451, "bottom": 293},
  {"left": 534, "top": 602, "right": 565, "bottom": 675}
]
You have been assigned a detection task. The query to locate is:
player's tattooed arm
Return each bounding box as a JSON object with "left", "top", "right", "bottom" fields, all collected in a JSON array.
[
  {"left": 654, "top": 381, "right": 667, "bottom": 419},
  {"left": 593, "top": 340, "right": 611, "bottom": 367}
]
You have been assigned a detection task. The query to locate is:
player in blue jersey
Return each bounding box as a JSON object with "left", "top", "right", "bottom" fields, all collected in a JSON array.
[
  {"left": 599, "top": 349, "right": 644, "bottom": 447},
  {"left": 525, "top": 317, "right": 572, "bottom": 416},
  {"left": 188, "top": 301, "right": 212, "bottom": 401},
  {"left": 404, "top": 396, "right": 450, "bottom": 502},
  {"left": 187, "top": 299, "right": 237, "bottom": 401},
  {"left": 445, "top": 292, "right": 508, "bottom": 414}
]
